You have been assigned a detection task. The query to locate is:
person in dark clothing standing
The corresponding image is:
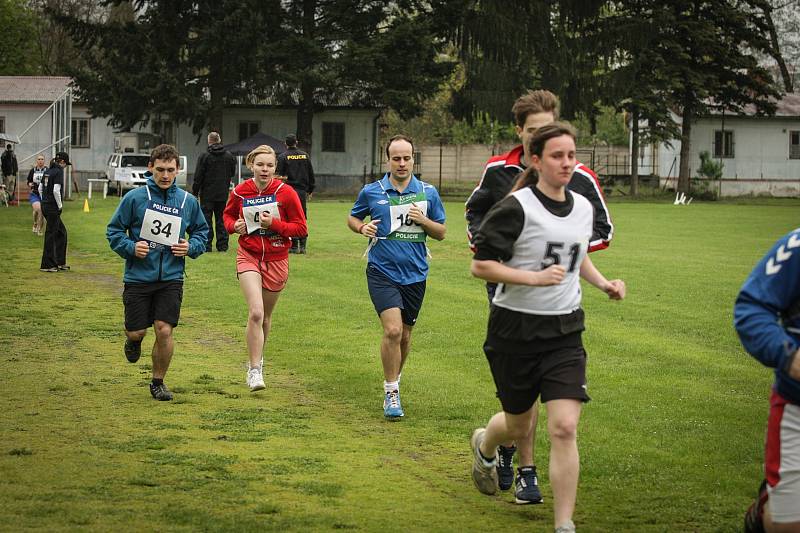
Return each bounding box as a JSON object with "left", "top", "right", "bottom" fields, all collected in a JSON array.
[
  {"left": 39, "top": 151, "right": 70, "bottom": 272},
  {"left": 2, "top": 144, "right": 19, "bottom": 197},
  {"left": 276, "top": 134, "right": 314, "bottom": 254},
  {"left": 192, "top": 132, "right": 236, "bottom": 252}
]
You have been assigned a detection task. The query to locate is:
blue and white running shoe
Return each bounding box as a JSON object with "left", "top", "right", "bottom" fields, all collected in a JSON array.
[{"left": 383, "top": 390, "right": 404, "bottom": 419}]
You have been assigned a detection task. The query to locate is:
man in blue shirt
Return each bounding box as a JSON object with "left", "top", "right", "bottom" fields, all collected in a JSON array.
[
  {"left": 348, "top": 134, "right": 446, "bottom": 419},
  {"left": 735, "top": 228, "right": 800, "bottom": 533}
]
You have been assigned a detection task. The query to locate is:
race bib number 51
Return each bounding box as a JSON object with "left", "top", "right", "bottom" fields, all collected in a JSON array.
[
  {"left": 243, "top": 195, "right": 281, "bottom": 235},
  {"left": 141, "top": 201, "right": 181, "bottom": 246}
]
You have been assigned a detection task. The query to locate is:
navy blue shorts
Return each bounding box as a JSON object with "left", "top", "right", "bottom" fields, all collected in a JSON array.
[{"left": 366, "top": 263, "right": 426, "bottom": 326}]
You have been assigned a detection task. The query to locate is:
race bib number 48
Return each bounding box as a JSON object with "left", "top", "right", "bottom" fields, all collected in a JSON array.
[
  {"left": 243, "top": 195, "right": 281, "bottom": 235},
  {"left": 141, "top": 201, "right": 181, "bottom": 246}
]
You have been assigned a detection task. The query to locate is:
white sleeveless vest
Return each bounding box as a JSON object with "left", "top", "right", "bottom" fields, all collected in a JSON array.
[{"left": 492, "top": 188, "right": 594, "bottom": 315}]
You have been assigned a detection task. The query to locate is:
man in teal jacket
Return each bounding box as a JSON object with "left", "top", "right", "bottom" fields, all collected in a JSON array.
[{"left": 107, "top": 144, "right": 208, "bottom": 401}]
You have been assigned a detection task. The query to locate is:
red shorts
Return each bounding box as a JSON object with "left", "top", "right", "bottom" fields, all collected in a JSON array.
[
  {"left": 765, "top": 389, "right": 800, "bottom": 523},
  {"left": 236, "top": 247, "right": 289, "bottom": 292}
]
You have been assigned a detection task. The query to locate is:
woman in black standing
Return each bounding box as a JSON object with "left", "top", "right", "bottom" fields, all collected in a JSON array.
[{"left": 39, "top": 152, "right": 71, "bottom": 272}]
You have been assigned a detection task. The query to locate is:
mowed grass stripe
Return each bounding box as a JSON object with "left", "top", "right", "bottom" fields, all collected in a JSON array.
[{"left": 1, "top": 195, "right": 798, "bottom": 531}]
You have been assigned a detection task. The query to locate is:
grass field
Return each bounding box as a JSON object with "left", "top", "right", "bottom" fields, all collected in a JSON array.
[{"left": 1, "top": 194, "right": 799, "bottom": 532}]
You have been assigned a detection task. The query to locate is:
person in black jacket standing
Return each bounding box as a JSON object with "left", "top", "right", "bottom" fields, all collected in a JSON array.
[
  {"left": 276, "top": 134, "right": 314, "bottom": 254},
  {"left": 192, "top": 132, "right": 236, "bottom": 252},
  {"left": 39, "top": 152, "right": 70, "bottom": 272},
  {"left": 2, "top": 144, "right": 18, "bottom": 198}
]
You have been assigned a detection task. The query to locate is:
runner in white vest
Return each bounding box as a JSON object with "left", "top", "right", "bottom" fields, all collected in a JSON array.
[{"left": 468, "top": 123, "right": 626, "bottom": 533}]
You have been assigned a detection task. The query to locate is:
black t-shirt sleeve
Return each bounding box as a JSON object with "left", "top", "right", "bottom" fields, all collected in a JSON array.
[{"left": 472, "top": 194, "right": 524, "bottom": 262}]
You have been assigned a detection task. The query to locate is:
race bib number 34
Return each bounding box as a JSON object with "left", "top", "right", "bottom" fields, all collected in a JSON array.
[
  {"left": 141, "top": 200, "right": 181, "bottom": 246},
  {"left": 243, "top": 195, "right": 281, "bottom": 235}
]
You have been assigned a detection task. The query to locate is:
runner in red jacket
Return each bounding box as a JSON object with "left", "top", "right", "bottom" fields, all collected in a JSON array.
[{"left": 223, "top": 144, "right": 307, "bottom": 391}]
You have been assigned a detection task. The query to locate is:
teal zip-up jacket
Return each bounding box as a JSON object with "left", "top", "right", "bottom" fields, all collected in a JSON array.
[{"left": 107, "top": 175, "right": 208, "bottom": 283}]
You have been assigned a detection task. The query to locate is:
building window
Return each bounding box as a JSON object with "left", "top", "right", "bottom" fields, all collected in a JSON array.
[
  {"left": 713, "top": 130, "right": 734, "bottom": 158},
  {"left": 71, "top": 118, "right": 90, "bottom": 148},
  {"left": 790, "top": 131, "right": 800, "bottom": 160},
  {"left": 238, "top": 121, "right": 259, "bottom": 141},
  {"left": 152, "top": 119, "right": 175, "bottom": 145},
  {"left": 322, "top": 122, "right": 345, "bottom": 152},
  {"left": 0, "top": 116, "right": 5, "bottom": 133}
]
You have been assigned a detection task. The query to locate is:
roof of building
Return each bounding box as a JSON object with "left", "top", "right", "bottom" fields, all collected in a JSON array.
[
  {"left": 0, "top": 76, "right": 72, "bottom": 104},
  {"left": 0, "top": 76, "right": 379, "bottom": 109},
  {"left": 706, "top": 92, "right": 800, "bottom": 118}
]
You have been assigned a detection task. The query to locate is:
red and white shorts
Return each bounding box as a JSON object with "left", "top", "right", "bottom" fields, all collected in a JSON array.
[
  {"left": 236, "top": 246, "right": 289, "bottom": 292},
  {"left": 765, "top": 389, "right": 800, "bottom": 523}
]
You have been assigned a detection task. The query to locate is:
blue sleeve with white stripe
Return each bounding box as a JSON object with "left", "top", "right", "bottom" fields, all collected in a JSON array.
[
  {"left": 424, "top": 184, "right": 446, "bottom": 224},
  {"left": 734, "top": 228, "right": 800, "bottom": 369},
  {"left": 350, "top": 186, "right": 371, "bottom": 220}
]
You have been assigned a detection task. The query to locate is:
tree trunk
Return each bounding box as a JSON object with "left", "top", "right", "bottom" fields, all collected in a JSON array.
[
  {"left": 630, "top": 107, "right": 639, "bottom": 196},
  {"left": 296, "top": 81, "right": 315, "bottom": 153},
  {"left": 294, "top": 0, "right": 316, "bottom": 152},
  {"left": 208, "top": 60, "right": 225, "bottom": 135},
  {"left": 677, "top": 96, "right": 693, "bottom": 194},
  {"left": 764, "top": 5, "right": 794, "bottom": 92}
]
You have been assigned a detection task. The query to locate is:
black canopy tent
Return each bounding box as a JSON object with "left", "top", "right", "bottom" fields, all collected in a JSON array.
[
  {"left": 223, "top": 132, "right": 286, "bottom": 183},
  {"left": 223, "top": 132, "right": 286, "bottom": 156}
]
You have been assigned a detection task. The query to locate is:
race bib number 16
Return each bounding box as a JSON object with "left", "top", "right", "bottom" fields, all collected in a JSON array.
[{"left": 141, "top": 201, "right": 182, "bottom": 246}]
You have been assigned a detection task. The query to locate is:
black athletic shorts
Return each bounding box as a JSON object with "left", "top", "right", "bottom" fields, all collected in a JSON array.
[
  {"left": 366, "top": 264, "right": 426, "bottom": 326},
  {"left": 123, "top": 280, "right": 184, "bottom": 331},
  {"left": 484, "top": 343, "right": 591, "bottom": 415}
]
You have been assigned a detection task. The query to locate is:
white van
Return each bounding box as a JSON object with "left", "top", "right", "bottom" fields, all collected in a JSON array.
[{"left": 105, "top": 153, "right": 188, "bottom": 193}]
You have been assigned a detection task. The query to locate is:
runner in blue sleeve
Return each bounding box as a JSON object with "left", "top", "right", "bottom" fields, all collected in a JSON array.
[
  {"left": 347, "top": 134, "right": 446, "bottom": 420},
  {"left": 107, "top": 144, "right": 209, "bottom": 401},
  {"left": 735, "top": 228, "right": 800, "bottom": 533}
]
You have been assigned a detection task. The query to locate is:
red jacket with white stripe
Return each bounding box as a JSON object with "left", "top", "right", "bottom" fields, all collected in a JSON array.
[
  {"left": 223, "top": 178, "right": 307, "bottom": 261},
  {"left": 465, "top": 144, "right": 613, "bottom": 252}
]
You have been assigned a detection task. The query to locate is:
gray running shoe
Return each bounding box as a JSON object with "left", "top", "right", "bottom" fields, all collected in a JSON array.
[
  {"left": 149, "top": 382, "right": 173, "bottom": 401},
  {"left": 470, "top": 428, "right": 498, "bottom": 495},
  {"left": 555, "top": 520, "right": 576, "bottom": 533}
]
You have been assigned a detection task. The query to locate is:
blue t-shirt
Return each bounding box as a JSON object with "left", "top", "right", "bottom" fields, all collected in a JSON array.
[{"left": 351, "top": 174, "right": 446, "bottom": 285}]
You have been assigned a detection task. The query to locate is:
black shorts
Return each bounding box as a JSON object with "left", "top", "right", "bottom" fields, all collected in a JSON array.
[
  {"left": 366, "top": 264, "right": 426, "bottom": 326},
  {"left": 484, "top": 343, "right": 590, "bottom": 415},
  {"left": 123, "top": 281, "right": 184, "bottom": 331}
]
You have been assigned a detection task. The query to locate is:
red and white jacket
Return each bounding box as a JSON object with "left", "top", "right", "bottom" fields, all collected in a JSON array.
[
  {"left": 465, "top": 144, "right": 613, "bottom": 253},
  {"left": 223, "top": 178, "right": 307, "bottom": 261}
]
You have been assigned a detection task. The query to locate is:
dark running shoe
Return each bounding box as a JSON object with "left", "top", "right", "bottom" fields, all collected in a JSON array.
[
  {"left": 515, "top": 466, "right": 544, "bottom": 504},
  {"left": 149, "top": 382, "right": 173, "bottom": 401},
  {"left": 496, "top": 444, "right": 516, "bottom": 490},
  {"left": 124, "top": 339, "right": 142, "bottom": 363},
  {"left": 744, "top": 479, "right": 768, "bottom": 533}
]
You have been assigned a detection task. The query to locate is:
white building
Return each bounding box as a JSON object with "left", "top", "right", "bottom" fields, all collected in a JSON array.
[
  {"left": 635, "top": 93, "right": 800, "bottom": 196},
  {"left": 0, "top": 76, "right": 382, "bottom": 194}
]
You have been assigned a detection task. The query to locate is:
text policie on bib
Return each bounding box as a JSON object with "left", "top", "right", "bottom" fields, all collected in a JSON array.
[
  {"left": 242, "top": 194, "right": 281, "bottom": 235},
  {"left": 387, "top": 192, "right": 427, "bottom": 242},
  {"left": 141, "top": 200, "right": 182, "bottom": 247}
]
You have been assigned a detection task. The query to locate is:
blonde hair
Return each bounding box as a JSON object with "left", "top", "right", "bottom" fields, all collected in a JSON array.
[{"left": 246, "top": 145, "right": 276, "bottom": 167}]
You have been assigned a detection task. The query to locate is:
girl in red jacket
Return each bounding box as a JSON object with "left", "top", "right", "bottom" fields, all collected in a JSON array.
[{"left": 223, "top": 144, "right": 307, "bottom": 391}]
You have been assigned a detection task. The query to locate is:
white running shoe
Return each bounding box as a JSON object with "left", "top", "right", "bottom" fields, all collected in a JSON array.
[{"left": 247, "top": 366, "right": 265, "bottom": 392}]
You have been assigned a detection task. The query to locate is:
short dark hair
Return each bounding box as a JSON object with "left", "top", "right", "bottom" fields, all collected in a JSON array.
[
  {"left": 385, "top": 134, "right": 414, "bottom": 159},
  {"left": 512, "top": 122, "right": 576, "bottom": 191},
  {"left": 149, "top": 144, "right": 181, "bottom": 167},
  {"left": 511, "top": 90, "right": 560, "bottom": 127},
  {"left": 285, "top": 134, "right": 297, "bottom": 146},
  {"left": 5, "top": 144, "right": 10, "bottom": 150}
]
